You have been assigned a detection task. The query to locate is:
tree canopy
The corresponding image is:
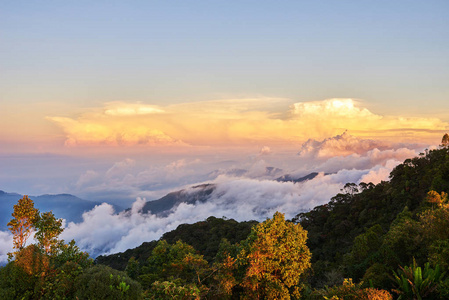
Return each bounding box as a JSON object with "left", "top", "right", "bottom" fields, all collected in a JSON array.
[{"left": 7, "top": 195, "right": 39, "bottom": 253}]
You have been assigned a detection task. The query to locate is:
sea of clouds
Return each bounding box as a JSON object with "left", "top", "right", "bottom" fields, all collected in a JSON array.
[{"left": 0, "top": 132, "right": 428, "bottom": 262}]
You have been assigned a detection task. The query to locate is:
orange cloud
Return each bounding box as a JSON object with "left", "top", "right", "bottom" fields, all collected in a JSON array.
[
  {"left": 47, "top": 116, "right": 185, "bottom": 147},
  {"left": 104, "top": 102, "right": 165, "bottom": 116},
  {"left": 47, "top": 98, "right": 449, "bottom": 148}
]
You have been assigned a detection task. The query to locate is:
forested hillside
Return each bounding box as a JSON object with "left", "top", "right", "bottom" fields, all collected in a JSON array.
[
  {"left": 294, "top": 143, "right": 449, "bottom": 291},
  {"left": 96, "top": 216, "right": 258, "bottom": 270},
  {"left": 2, "top": 140, "right": 449, "bottom": 299}
]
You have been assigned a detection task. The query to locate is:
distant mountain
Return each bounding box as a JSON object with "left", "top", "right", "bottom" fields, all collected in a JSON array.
[
  {"left": 276, "top": 172, "right": 330, "bottom": 183},
  {"left": 140, "top": 184, "right": 216, "bottom": 216},
  {"left": 139, "top": 171, "right": 315, "bottom": 217},
  {"left": 0, "top": 191, "right": 115, "bottom": 230},
  {"left": 207, "top": 166, "right": 283, "bottom": 179}
]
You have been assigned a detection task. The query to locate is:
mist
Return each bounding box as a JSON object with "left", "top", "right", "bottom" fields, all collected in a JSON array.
[{"left": 0, "top": 132, "right": 429, "bottom": 262}]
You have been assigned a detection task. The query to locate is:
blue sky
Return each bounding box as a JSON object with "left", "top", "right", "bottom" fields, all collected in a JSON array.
[{"left": 1, "top": 1, "right": 448, "bottom": 114}]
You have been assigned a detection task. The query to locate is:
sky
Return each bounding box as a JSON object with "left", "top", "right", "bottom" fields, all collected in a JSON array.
[
  {"left": 1, "top": 0, "right": 449, "bottom": 152},
  {"left": 0, "top": 1, "right": 448, "bottom": 260}
]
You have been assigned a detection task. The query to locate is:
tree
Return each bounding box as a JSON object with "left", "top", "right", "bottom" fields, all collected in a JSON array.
[
  {"left": 74, "top": 265, "right": 142, "bottom": 299},
  {"left": 35, "top": 211, "right": 64, "bottom": 254},
  {"left": 238, "top": 212, "right": 311, "bottom": 299},
  {"left": 441, "top": 133, "right": 449, "bottom": 147},
  {"left": 7, "top": 196, "right": 39, "bottom": 254},
  {"left": 426, "top": 190, "right": 448, "bottom": 208},
  {"left": 140, "top": 240, "right": 210, "bottom": 297}
]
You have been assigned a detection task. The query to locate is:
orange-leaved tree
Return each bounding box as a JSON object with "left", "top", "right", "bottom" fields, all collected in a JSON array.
[
  {"left": 238, "top": 212, "right": 311, "bottom": 299},
  {"left": 7, "top": 195, "right": 39, "bottom": 254}
]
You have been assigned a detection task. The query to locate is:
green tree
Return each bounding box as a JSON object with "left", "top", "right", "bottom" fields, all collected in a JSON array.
[
  {"left": 74, "top": 265, "right": 142, "bottom": 299},
  {"left": 126, "top": 256, "right": 140, "bottom": 280},
  {"left": 238, "top": 212, "right": 311, "bottom": 299},
  {"left": 7, "top": 196, "right": 39, "bottom": 254},
  {"left": 35, "top": 211, "right": 64, "bottom": 254},
  {"left": 140, "top": 240, "right": 210, "bottom": 297},
  {"left": 345, "top": 224, "right": 384, "bottom": 281},
  {"left": 441, "top": 133, "right": 449, "bottom": 147}
]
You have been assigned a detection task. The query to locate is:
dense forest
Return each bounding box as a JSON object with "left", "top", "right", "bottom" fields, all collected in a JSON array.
[{"left": 2, "top": 135, "right": 449, "bottom": 299}]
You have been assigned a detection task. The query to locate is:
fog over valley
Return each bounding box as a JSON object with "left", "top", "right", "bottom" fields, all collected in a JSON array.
[{"left": 0, "top": 132, "right": 429, "bottom": 262}]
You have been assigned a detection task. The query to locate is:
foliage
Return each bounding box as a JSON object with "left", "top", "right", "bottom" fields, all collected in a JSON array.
[
  {"left": 294, "top": 146, "right": 449, "bottom": 288},
  {"left": 7, "top": 195, "right": 40, "bottom": 254},
  {"left": 139, "top": 240, "right": 210, "bottom": 297},
  {"left": 51, "top": 239, "right": 93, "bottom": 269},
  {"left": 381, "top": 208, "right": 424, "bottom": 268},
  {"left": 311, "top": 278, "right": 393, "bottom": 300},
  {"left": 146, "top": 281, "right": 200, "bottom": 300},
  {"left": 361, "top": 263, "right": 391, "bottom": 290},
  {"left": 96, "top": 216, "right": 257, "bottom": 271},
  {"left": 392, "top": 260, "right": 445, "bottom": 300},
  {"left": 126, "top": 256, "right": 140, "bottom": 280},
  {"left": 140, "top": 240, "right": 208, "bottom": 286},
  {"left": 209, "top": 252, "right": 237, "bottom": 298},
  {"left": 345, "top": 224, "right": 383, "bottom": 280},
  {"left": 162, "top": 216, "right": 258, "bottom": 262},
  {"left": 96, "top": 240, "right": 158, "bottom": 271},
  {"left": 34, "top": 211, "right": 64, "bottom": 254},
  {"left": 74, "top": 264, "right": 143, "bottom": 299},
  {"left": 0, "top": 259, "right": 36, "bottom": 300},
  {"left": 237, "top": 212, "right": 311, "bottom": 299},
  {"left": 426, "top": 190, "right": 448, "bottom": 208}
]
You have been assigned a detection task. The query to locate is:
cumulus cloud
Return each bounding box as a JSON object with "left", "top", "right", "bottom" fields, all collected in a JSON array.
[
  {"left": 298, "top": 131, "right": 390, "bottom": 158},
  {"left": 49, "top": 116, "right": 183, "bottom": 147},
  {"left": 289, "top": 99, "right": 448, "bottom": 141},
  {"left": 47, "top": 98, "right": 449, "bottom": 148},
  {"left": 314, "top": 147, "right": 419, "bottom": 174}
]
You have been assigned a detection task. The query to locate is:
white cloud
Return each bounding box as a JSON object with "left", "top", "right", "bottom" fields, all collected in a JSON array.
[
  {"left": 58, "top": 161, "right": 402, "bottom": 258},
  {"left": 259, "top": 146, "right": 272, "bottom": 155},
  {"left": 0, "top": 231, "right": 13, "bottom": 264},
  {"left": 359, "top": 159, "right": 400, "bottom": 184},
  {"left": 313, "top": 147, "right": 419, "bottom": 174},
  {"left": 298, "top": 131, "right": 390, "bottom": 158},
  {"left": 290, "top": 98, "right": 379, "bottom": 120},
  {"left": 0, "top": 132, "right": 428, "bottom": 262}
]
